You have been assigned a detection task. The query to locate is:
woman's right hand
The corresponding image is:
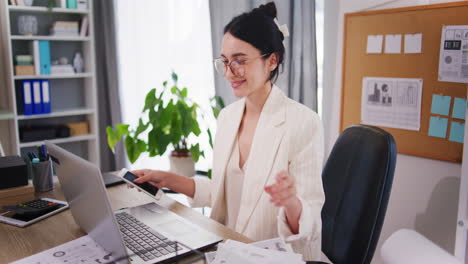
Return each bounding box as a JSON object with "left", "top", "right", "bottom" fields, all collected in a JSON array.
[
  {"left": 132, "top": 169, "right": 171, "bottom": 189},
  {"left": 128, "top": 169, "right": 195, "bottom": 198}
]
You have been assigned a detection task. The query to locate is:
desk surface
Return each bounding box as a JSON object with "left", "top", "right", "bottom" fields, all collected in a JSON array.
[{"left": 0, "top": 183, "right": 252, "bottom": 263}]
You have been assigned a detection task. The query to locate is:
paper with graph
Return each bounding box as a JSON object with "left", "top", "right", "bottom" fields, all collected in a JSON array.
[
  {"left": 438, "top": 25, "right": 468, "bottom": 83},
  {"left": 361, "top": 77, "right": 423, "bottom": 131}
]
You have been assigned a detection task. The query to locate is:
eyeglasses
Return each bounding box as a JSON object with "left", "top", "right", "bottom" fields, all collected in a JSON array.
[{"left": 213, "top": 54, "right": 269, "bottom": 77}]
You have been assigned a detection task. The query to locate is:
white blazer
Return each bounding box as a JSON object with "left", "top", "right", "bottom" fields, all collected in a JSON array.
[{"left": 189, "top": 86, "right": 325, "bottom": 261}]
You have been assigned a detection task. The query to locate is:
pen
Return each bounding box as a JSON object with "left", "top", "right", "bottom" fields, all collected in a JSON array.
[
  {"left": 37, "top": 145, "right": 44, "bottom": 161},
  {"left": 41, "top": 144, "right": 48, "bottom": 160},
  {"left": 27, "top": 152, "right": 35, "bottom": 161}
]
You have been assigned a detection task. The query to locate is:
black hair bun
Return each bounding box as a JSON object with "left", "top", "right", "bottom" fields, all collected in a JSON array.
[{"left": 253, "top": 2, "right": 277, "bottom": 18}]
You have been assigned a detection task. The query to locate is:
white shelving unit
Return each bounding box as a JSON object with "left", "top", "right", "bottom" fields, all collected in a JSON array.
[
  {"left": 10, "top": 35, "right": 90, "bottom": 41},
  {"left": 0, "top": 1, "right": 99, "bottom": 165}
]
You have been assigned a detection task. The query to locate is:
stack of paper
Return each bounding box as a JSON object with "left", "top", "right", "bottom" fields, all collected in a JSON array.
[{"left": 205, "top": 238, "right": 304, "bottom": 264}]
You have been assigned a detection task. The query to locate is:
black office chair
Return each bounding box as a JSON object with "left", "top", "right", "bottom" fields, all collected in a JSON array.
[{"left": 308, "top": 125, "right": 397, "bottom": 264}]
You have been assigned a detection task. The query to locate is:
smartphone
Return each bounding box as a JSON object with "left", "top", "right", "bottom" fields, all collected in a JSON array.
[
  {"left": 118, "top": 169, "right": 163, "bottom": 200},
  {"left": 0, "top": 198, "right": 68, "bottom": 227}
]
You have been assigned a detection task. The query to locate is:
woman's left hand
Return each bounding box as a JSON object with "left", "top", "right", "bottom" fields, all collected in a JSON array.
[
  {"left": 265, "top": 171, "right": 302, "bottom": 234},
  {"left": 264, "top": 171, "right": 300, "bottom": 210}
]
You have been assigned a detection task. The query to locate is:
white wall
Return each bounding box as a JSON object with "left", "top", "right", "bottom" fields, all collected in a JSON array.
[{"left": 322, "top": 0, "right": 463, "bottom": 263}]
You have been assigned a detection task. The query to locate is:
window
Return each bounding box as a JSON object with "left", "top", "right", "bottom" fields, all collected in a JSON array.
[{"left": 115, "top": 0, "right": 216, "bottom": 171}]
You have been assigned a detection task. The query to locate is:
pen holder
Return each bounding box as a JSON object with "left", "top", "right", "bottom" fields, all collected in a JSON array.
[{"left": 31, "top": 159, "right": 54, "bottom": 192}]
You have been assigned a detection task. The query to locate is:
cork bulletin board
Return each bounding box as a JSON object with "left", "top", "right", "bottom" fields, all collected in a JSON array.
[{"left": 341, "top": 1, "right": 468, "bottom": 163}]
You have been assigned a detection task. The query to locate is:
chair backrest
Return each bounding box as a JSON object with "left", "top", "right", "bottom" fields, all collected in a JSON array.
[{"left": 321, "top": 125, "right": 396, "bottom": 264}]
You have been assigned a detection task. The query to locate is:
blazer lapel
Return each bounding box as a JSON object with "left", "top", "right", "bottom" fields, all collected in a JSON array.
[
  {"left": 210, "top": 98, "right": 245, "bottom": 220},
  {"left": 235, "top": 86, "right": 286, "bottom": 233}
]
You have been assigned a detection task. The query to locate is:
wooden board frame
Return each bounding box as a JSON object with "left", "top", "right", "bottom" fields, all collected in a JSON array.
[{"left": 341, "top": 1, "right": 468, "bottom": 163}]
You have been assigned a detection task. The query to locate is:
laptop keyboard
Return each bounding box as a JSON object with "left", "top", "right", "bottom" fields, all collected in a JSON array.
[{"left": 115, "top": 212, "right": 183, "bottom": 262}]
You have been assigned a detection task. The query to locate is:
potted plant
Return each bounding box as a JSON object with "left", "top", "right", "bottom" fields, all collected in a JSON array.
[{"left": 107, "top": 72, "right": 223, "bottom": 177}]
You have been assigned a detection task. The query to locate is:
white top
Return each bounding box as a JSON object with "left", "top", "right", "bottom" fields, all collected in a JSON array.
[{"left": 224, "top": 138, "right": 247, "bottom": 229}]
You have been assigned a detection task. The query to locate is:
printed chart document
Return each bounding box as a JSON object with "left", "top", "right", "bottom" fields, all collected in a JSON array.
[
  {"left": 438, "top": 25, "right": 468, "bottom": 83},
  {"left": 361, "top": 77, "right": 423, "bottom": 131},
  {"left": 205, "top": 238, "right": 304, "bottom": 264},
  {"left": 11, "top": 235, "right": 115, "bottom": 264}
]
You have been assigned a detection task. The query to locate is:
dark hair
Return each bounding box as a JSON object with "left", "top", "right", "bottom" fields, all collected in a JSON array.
[{"left": 223, "top": 2, "right": 285, "bottom": 83}]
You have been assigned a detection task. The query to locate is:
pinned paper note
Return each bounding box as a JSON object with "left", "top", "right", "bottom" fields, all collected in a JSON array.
[
  {"left": 452, "top": 97, "right": 467, "bottom": 120},
  {"left": 449, "top": 121, "right": 465, "bottom": 143},
  {"left": 430, "top": 95, "right": 451, "bottom": 116},
  {"left": 429, "top": 116, "right": 448, "bottom": 138},
  {"left": 404, "top": 33, "right": 422, "bottom": 54},
  {"left": 385, "top": 34, "right": 402, "bottom": 54},
  {"left": 367, "top": 35, "right": 383, "bottom": 54}
]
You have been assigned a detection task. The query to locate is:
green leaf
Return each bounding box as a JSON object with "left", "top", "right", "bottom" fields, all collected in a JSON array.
[
  {"left": 143, "top": 88, "right": 157, "bottom": 112},
  {"left": 215, "top": 95, "right": 225, "bottom": 109},
  {"left": 163, "top": 81, "right": 168, "bottom": 87},
  {"left": 157, "top": 100, "right": 174, "bottom": 129},
  {"left": 212, "top": 107, "right": 220, "bottom": 119},
  {"left": 192, "top": 119, "right": 201, "bottom": 136},
  {"left": 181, "top": 87, "right": 188, "bottom": 98},
  {"left": 125, "top": 136, "right": 146, "bottom": 163},
  {"left": 147, "top": 129, "right": 159, "bottom": 156},
  {"left": 207, "top": 128, "right": 213, "bottom": 149},
  {"left": 106, "top": 126, "right": 121, "bottom": 152},
  {"left": 134, "top": 118, "right": 149, "bottom": 138},
  {"left": 170, "top": 111, "right": 183, "bottom": 145},
  {"left": 176, "top": 101, "right": 192, "bottom": 137},
  {"left": 189, "top": 143, "right": 201, "bottom": 162},
  {"left": 171, "top": 72, "right": 178, "bottom": 83},
  {"left": 155, "top": 129, "right": 172, "bottom": 155},
  {"left": 116, "top": 124, "right": 130, "bottom": 136},
  {"left": 170, "top": 86, "right": 178, "bottom": 95},
  {"left": 207, "top": 169, "right": 212, "bottom": 179}
]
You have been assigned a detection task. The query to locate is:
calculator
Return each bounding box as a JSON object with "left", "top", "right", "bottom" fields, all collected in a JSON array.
[{"left": 0, "top": 198, "right": 68, "bottom": 227}]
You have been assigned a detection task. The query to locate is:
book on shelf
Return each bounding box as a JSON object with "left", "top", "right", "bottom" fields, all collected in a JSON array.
[
  {"left": 50, "top": 21, "right": 79, "bottom": 37},
  {"left": 80, "top": 16, "right": 89, "bottom": 37},
  {"left": 31, "top": 40, "right": 40, "bottom": 75},
  {"left": 51, "top": 64, "right": 75, "bottom": 74},
  {"left": 55, "top": 0, "right": 67, "bottom": 8},
  {"left": 77, "top": 0, "right": 87, "bottom": 10}
]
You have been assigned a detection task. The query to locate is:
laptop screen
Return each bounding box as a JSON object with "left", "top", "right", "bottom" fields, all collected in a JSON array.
[{"left": 46, "top": 142, "right": 129, "bottom": 264}]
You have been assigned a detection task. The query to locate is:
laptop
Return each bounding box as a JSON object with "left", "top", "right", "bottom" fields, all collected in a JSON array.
[
  {"left": 102, "top": 171, "right": 125, "bottom": 187},
  {"left": 46, "top": 142, "right": 222, "bottom": 264}
]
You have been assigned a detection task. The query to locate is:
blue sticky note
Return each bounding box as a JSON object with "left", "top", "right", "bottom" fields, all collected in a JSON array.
[
  {"left": 428, "top": 116, "right": 448, "bottom": 138},
  {"left": 431, "top": 95, "right": 451, "bottom": 116},
  {"left": 452, "top": 97, "right": 467, "bottom": 120},
  {"left": 449, "top": 121, "right": 465, "bottom": 143}
]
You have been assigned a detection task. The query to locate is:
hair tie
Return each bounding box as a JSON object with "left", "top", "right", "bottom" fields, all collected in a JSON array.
[{"left": 274, "top": 18, "right": 289, "bottom": 45}]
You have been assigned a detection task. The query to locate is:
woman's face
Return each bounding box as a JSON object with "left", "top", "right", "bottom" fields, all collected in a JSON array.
[{"left": 220, "top": 33, "right": 277, "bottom": 98}]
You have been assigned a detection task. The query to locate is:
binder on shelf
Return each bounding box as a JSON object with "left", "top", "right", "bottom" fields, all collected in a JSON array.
[
  {"left": 32, "top": 80, "right": 42, "bottom": 114},
  {"left": 22, "top": 80, "right": 33, "bottom": 115},
  {"left": 41, "top": 80, "right": 51, "bottom": 114},
  {"left": 32, "top": 40, "right": 40, "bottom": 75},
  {"left": 38, "top": 41, "right": 51, "bottom": 75},
  {"left": 67, "top": 0, "right": 77, "bottom": 9}
]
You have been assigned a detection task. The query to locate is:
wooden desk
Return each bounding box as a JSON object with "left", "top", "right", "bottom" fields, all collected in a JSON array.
[{"left": 0, "top": 183, "right": 252, "bottom": 263}]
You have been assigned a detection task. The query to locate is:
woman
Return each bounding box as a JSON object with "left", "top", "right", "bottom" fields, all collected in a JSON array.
[{"left": 133, "top": 2, "right": 324, "bottom": 261}]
